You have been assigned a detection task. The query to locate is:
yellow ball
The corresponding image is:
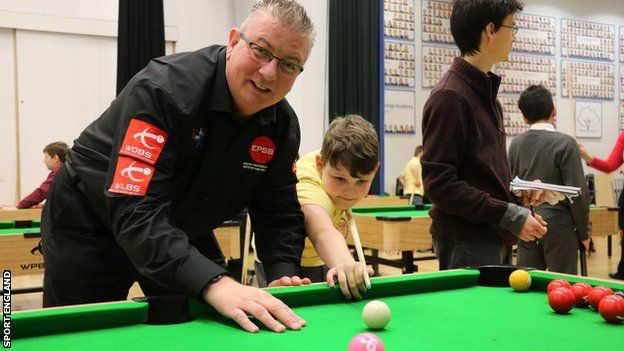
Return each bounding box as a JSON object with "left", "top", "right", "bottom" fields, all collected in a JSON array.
[{"left": 509, "top": 269, "right": 532, "bottom": 292}]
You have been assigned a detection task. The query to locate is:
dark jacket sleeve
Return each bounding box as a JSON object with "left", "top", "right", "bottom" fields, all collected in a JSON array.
[
  {"left": 421, "top": 90, "right": 509, "bottom": 224},
  {"left": 250, "top": 116, "right": 306, "bottom": 283},
  {"left": 105, "top": 81, "right": 227, "bottom": 299},
  {"left": 560, "top": 138, "right": 590, "bottom": 240}
]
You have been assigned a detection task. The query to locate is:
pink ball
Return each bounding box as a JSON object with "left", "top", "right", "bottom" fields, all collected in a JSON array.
[{"left": 348, "top": 333, "right": 385, "bottom": 351}]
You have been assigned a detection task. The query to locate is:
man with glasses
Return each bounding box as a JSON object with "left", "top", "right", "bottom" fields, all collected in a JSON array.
[
  {"left": 41, "top": 0, "right": 314, "bottom": 333},
  {"left": 421, "top": 0, "right": 548, "bottom": 270}
]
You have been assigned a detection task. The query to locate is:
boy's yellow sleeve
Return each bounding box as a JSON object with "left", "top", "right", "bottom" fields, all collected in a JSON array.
[{"left": 296, "top": 152, "right": 335, "bottom": 215}]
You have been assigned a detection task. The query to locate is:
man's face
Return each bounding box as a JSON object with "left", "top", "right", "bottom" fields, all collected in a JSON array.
[
  {"left": 225, "top": 13, "right": 310, "bottom": 118},
  {"left": 491, "top": 14, "right": 517, "bottom": 62},
  {"left": 316, "top": 155, "right": 379, "bottom": 210}
]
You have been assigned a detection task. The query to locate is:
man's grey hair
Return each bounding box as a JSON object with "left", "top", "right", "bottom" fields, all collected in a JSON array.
[{"left": 240, "top": 0, "right": 316, "bottom": 50}]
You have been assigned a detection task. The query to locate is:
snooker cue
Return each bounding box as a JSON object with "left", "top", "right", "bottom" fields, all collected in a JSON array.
[
  {"left": 347, "top": 210, "right": 372, "bottom": 289},
  {"left": 241, "top": 212, "right": 252, "bottom": 285},
  {"left": 409, "top": 193, "right": 414, "bottom": 205}
]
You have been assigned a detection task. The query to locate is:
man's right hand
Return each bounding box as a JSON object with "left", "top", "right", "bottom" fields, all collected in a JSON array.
[
  {"left": 518, "top": 213, "right": 548, "bottom": 242},
  {"left": 202, "top": 276, "right": 306, "bottom": 333}
]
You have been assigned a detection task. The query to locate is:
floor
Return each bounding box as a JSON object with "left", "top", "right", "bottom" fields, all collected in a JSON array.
[{"left": 10, "top": 235, "right": 623, "bottom": 311}]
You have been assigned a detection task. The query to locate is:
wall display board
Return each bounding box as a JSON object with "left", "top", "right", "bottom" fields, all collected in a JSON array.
[
  {"left": 575, "top": 100, "right": 603, "bottom": 138},
  {"left": 385, "top": 42, "right": 416, "bottom": 87},
  {"left": 620, "top": 65, "right": 624, "bottom": 131},
  {"left": 421, "top": 0, "right": 453, "bottom": 44},
  {"left": 620, "top": 27, "right": 624, "bottom": 63},
  {"left": 561, "top": 60, "right": 615, "bottom": 100},
  {"left": 421, "top": 45, "right": 459, "bottom": 88},
  {"left": 496, "top": 55, "right": 557, "bottom": 94},
  {"left": 514, "top": 13, "right": 556, "bottom": 56},
  {"left": 561, "top": 19, "right": 615, "bottom": 61},
  {"left": 384, "top": 90, "right": 416, "bottom": 134},
  {"left": 500, "top": 97, "right": 526, "bottom": 136},
  {"left": 384, "top": 0, "right": 415, "bottom": 41}
]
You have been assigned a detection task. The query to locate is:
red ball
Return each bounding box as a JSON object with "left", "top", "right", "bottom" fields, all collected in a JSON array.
[
  {"left": 587, "top": 286, "right": 614, "bottom": 310},
  {"left": 570, "top": 282, "right": 592, "bottom": 307},
  {"left": 598, "top": 295, "right": 624, "bottom": 324},
  {"left": 548, "top": 287, "right": 576, "bottom": 314},
  {"left": 348, "top": 333, "right": 385, "bottom": 351},
  {"left": 547, "top": 279, "right": 571, "bottom": 293}
]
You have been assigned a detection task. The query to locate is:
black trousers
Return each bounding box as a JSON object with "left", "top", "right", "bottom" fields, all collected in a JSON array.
[
  {"left": 432, "top": 235, "right": 508, "bottom": 270},
  {"left": 41, "top": 166, "right": 223, "bottom": 307}
]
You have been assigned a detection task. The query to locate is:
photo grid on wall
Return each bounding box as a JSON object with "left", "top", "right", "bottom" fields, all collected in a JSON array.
[
  {"left": 561, "top": 19, "right": 616, "bottom": 138},
  {"left": 384, "top": 1, "right": 622, "bottom": 138},
  {"left": 420, "top": 0, "right": 457, "bottom": 92},
  {"left": 384, "top": 0, "right": 417, "bottom": 134}
]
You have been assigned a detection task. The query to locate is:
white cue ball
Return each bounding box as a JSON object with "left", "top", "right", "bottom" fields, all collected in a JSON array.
[{"left": 362, "top": 300, "right": 391, "bottom": 330}]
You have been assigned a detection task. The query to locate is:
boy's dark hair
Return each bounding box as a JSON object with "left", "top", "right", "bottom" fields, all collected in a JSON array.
[
  {"left": 414, "top": 145, "right": 424, "bottom": 157},
  {"left": 451, "top": 0, "right": 523, "bottom": 56},
  {"left": 43, "top": 142, "right": 69, "bottom": 162},
  {"left": 321, "top": 115, "right": 379, "bottom": 177},
  {"left": 518, "top": 85, "right": 554, "bottom": 123}
]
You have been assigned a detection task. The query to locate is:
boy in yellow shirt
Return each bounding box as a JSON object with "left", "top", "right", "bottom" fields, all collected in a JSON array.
[
  {"left": 398, "top": 145, "right": 424, "bottom": 203},
  {"left": 296, "top": 115, "right": 379, "bottom": 299},
  {"left": 253, "top": 115, "right": 379, "bottom": 300}
]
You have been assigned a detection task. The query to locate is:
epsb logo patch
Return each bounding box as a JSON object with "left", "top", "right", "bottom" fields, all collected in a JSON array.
[
  {"left": 119, "top": 119, "right": 168, "bottom": 164},
  {"left": 249, "top": 136, "right": 275, "bottom": 164},
  {"left": 109, "top": 156, "right": 155, "bottom": 196}
]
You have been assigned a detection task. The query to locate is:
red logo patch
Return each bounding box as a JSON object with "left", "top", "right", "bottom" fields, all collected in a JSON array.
[
  {"left": 119, "top": 119, "right": 168, "bottom": 165},
  {"left": 108, "top": 156, "right": 155, "bottom": 196},
  {"left": 249, "top": 136, "right": 275, "bottom": 164}
]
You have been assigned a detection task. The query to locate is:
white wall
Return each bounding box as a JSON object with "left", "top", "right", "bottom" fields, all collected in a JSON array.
[
  {"left": 0, "top": 28, "right": 17, "bottom": 204},
  {"left": 383, "top": 0, "right": 624, "bottom": 194}
]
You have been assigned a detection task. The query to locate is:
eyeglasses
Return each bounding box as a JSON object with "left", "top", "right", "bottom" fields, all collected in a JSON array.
[
  {"left": 500, "top": 24, "right": 519, "bottom": 35},
  {"left": 240, "top": 33, "right": 304, "bottom": 75}
]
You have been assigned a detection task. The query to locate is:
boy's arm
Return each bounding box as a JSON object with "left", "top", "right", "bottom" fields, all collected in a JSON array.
[
  {"left": 410, "top": 162, "right": 421, "bottom": 187},
  {"left": 561, "top": 138, "right": 590, "bottom": 241},
  {"left": 301, "top": 204, "right": 367, "bottom": 300},
  {"left": 17, "top": 169, "right": 56, "bottom": 209}
]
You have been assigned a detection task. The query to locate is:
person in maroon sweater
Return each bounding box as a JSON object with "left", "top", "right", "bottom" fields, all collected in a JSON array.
[
  {"left": 0, "top": 142, "right": 68, "bottom": 210},
  {"left": 421, "top": 0, "right": 547, "bottom": 270}
]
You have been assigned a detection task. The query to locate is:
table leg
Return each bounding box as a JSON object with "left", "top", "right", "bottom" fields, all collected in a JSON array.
[{"left": 402, "top": 251, "right": 415, "bottom": 273}]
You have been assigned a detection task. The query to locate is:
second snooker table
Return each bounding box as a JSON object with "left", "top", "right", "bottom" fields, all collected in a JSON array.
[
  {"left": 10, "top": 267, "right": 624, "bottom": 350},
  {"left": 350, "top": 204, "right": 434, "bottom": 274}
]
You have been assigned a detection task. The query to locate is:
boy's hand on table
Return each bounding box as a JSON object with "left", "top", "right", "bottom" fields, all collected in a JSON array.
[{"left": 326, "top": 262, "right": 373, "bottom": 300}]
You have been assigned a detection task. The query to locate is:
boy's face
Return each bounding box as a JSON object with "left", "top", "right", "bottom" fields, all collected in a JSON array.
[
  {"left": 43, "top": 152, "right": 59, "bottom": 171},
  {"left": 316, "top": 154, "right": 379, "bottom": 210}
]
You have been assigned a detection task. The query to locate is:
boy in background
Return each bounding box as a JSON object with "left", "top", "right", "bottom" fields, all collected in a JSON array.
[
  {"left": 508, "top": 85, "right": 589, "bottom": 274},
  {"left": 0, "top": 141, "right": 69, "bottom": 210},
  {"left": 399, "top": 145, "right": 425, "bottom": 204}
]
